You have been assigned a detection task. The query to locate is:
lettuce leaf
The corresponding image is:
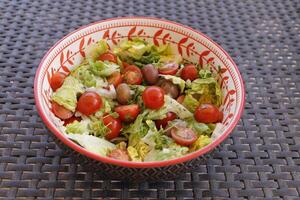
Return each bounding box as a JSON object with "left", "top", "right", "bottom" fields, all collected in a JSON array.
[
  {"left": 85, "top": 40, "right": 109, "bottom": 61},
  {"left": 189, "top": 135, "right": 211, "bottom": 152},
  {"left": 144, "top": 146, "right": 189, "bottom": 162},
  {"left": 67, "top": 134, "right": 115, "bottom": 156},
  {"left": 186, "top": 118, "right": 213, "bottom": 136},
  {"left": 71, "top": 63, "right": 96, "bottom": 87},
  {"left": 65, "top": 119, "right": 90, "bottom": 135},
  {"left": 160, "top": 75, "right": 185, "bottom": 93},
  {"left": 182, "top": 94, "right": 199, "bottom": 112},
  {"left": 88, "top": 119, "right": 110, "bottom": 138},
  {"left": 89, "top": 60, "right": 120, "bottom": 77},
  {"left": 51, "top": 76, "right": 84, "bottom": 112}
]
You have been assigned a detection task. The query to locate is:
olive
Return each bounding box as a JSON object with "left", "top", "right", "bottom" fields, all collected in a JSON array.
[
  {"left": 159, "top": 80, "right": 179, "bottom": 99},
  {"left": 142, "top": 64, "right": 159, "bottom": 85},
  {"left": 116, "top": 83, "right": 132, "bottom": 104}
]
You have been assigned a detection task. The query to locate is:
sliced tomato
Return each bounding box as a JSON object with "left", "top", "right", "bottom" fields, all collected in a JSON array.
[
  {"left": 180, "top": 64, "right": 198, "bottom": 81},
  {"left": 158, "top": 63, "right": 179, "bottom": 75},
  {"left": 194, "top": 104, "right": 223, "bottom": 123},
  {"left": 103, "top": 115, "right": 122, "bottom": 140},
  {"left": 76, "top": 92, "right": 103, "bottom": 116},
  {"left": 176, "top": 95, "right": 185, "bottom": 104},
  {"left": 107, "top": 72, "right": 122, "bottom": 87},
  {"left": 107, "top": 149, "right": 129, "bottom": 161},
  {"left": 155, "top": 112, "right": 177, "bottom": 128},
  {"left": 98, "top": 52, "right": 117, "bottom": 63},
  {"left": 114, "top": 104, "right": 140, "bottom": 123},
  {"left": 50, "top": 72, "right": 67, "bottom": 91},
  {"left": 123, "top": 65, "right": 143, "bottom": 85},
  {"left": 63, "top": 116, "right": 81, "bottom": 126},
  {"left": 171, "top": 127, "right": 197, "bottom": 146},
  {"left": 52, "top": 102, "right": 73, "bottom": 120},
  {"left": 142, "top": 86, "right": 165, "bottom": 109}
]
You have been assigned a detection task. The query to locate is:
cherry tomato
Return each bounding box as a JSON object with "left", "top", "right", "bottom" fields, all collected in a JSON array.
[
  {"left": 122, "top": 62, "right": 131, "bottom": 69},
  {"left": 155, "top": 112, "right": 177, "bottom": 128},
  {"left": 142, "top": 86, "right": 165, "bottom": 109},
  {"left": 103, "top": 115, "right": 122, "bottom": 140},
  {"left": 77, "top": 92, "right": 103, "bottom": 116},
  {"left": 158, "top": 63, "right": 179, "bottom": 75},
  {"left": 50, "top": 72, "right": 66, "bottom": 91},
  {"left": 63, "top": 116, "right": 81, "bottom": 126},
  {"left": 123, "top": 65, "right": 143, "bottom": 85},
  {"left": 107, "top": 72, "right": 122, "bottom": 87},
  {"left": 107, "top": 149, "right": 129, "bottom": 161},
  {"left": 171, "top": 127, "right": 197, "bottom": 146},
  {"left": 115, "top": 104, "right": 140, "bottom": 122},
  {"left": 98, "top": 52, "right": 117, "bottom": 63},
  {"left": 194, "top": 104, "right": 223, "bottom": 123},
  {"left": 180, "top": 64, "right": 198, "bottom": 81},
  {"left": 176, "top": 95, "right": 185, "bottom": 104},
  {"left": 52, "top": 102, "right": 73, "bottom": 120}
]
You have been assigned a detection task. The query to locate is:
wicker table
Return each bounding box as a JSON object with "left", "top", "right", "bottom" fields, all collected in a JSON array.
[{"left": 0, "top": 0, "right": 299, "bottom": 199}]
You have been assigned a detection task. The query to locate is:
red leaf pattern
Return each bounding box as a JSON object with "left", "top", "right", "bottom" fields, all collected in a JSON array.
[
  {"left": 153, "top": 29, "right": 163, "bottom": 46},
  {"left": 66, "top": 50, "right": 74, "bottom": 65},
  {"left": 177, "top": 37, "right": 188, "bottom": 55},
  {"left": 112, "top": 31, "right": 118, "bottom": 45},
  {"left": 87, "top": 37, "right": 92, "bottom": 45},
  {"left": 220, "top": 76, "right": 229, "bottom": 88},
  {"left": 207, "top": 57, "right": 214, "bottom": 64},
  {"left": 128, "top": 26, "right": 136, "bottom": 40},
  {"left": 79, "top": 38, "right": 85, "bottom": 57},
  {"left": 223, "top": 89, "right": 236, "bottom": 106},
  {"left": 60, "top": 52, "right": 64, "bottom": 66},
  {"left": 162, "top": 33, "right": 170, "bottom": 44},
  {"left": 199, "top": 50, "right": 210, "bottom": 67},
  {"left": 137, "top": 29, "right": 144, "bottom": 35},
  {"left": 186, "top": 43, "right": 194, "bottom": 57},
  {"left": 223, "top": 113, "right": 234, "bottom": 125},
  {"left": 103, "top": 30, "right": 110, "bottom": 39}
]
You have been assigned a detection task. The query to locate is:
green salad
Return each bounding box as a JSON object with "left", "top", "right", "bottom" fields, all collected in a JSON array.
[{"left": 50, "top": 38, "right": 223, "bottom": 162}]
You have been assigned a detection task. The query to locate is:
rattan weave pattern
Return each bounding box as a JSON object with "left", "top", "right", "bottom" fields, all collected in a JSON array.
[{"left": 0, "top": 0, "right": 299, "bottom": 199}]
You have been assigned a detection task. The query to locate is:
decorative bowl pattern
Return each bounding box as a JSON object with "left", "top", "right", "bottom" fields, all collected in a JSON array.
[{"left": 34, "top": 17, "right": 245, "bottom": 180}]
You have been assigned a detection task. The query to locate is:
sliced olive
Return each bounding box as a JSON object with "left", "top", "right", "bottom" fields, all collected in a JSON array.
[
  {"left": 116, "top": 83, "right": 131, "bottom": 104},
  {"left": 142, "top": 64, "right": 159, "bottom": 85},
  {"left": 159, "top": 80, "right": 179, "bottom": 99}
]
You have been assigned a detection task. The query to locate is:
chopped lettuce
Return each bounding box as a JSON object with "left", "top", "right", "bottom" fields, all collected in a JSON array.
[
  {"left": 65, "top": 119, "right": 90, "bottom": 135},
  {"left": 85, "top": 40, "right": 109, "bottom": 61},
  {"left": 189, "top": 77, "right": 222, "bottom": 106},
  {"left": 52, "top": 76, "right": 84, "bottom": 112},
  {"left": 89, "top": 60, "right": 120, "bottom": 77},
  {"left": 199, "top": 69, "right": 212, "bottom": 79},
  {"left": 94, "top": 98, "right": 112, "bottom": 118},
  {"left": 67, "top": 134, "right": 115, "bottom": 156},
  {"left": 186, "top": 118, "right": 213, "bottom": 136},
  {"left": 144, "top": 146, "right": 189, "bottom": 162},
  {"left": 189, "top": 135, "right": 211, "bottom": 152},
  {"left": 128, "top": 85, "right": 145, "bottom": 105},
  {"left": 71, "top": 63, "right": 96, "bottom": 87},
  {"left": 182, "top": 94, "right": 199, "bottom": 112},
  {"left": 127, "top": 141, "right": 149, "bottom": 162},
  {"left": 88, "top": 119, "right": 109, "bottom": 137},
  {"left": 127, "top": 146, "right": 142, "bottom": 162},
  {"left": 160, "top": 75, "right": 185, "bottom": 93}
]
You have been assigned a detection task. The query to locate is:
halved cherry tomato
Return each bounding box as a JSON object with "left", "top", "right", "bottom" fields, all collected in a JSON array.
[
  {"left": 107, "top": 72, "right": 122, "bottom": 87},
  {"left": 107, "top": 149, "right": 129, "bottom": 161},
  {"left": 103, "top": 115, "right": 122, "bottom": 140},
  {"left": 52, "top": 102, "right": 73, "bottom": 120},
  {"left": 180, "top": 64, "right": 198, "bottom": 81},
  {"left": 77, "top": 92, "right": 103, "bottom": 116},
  {"left": 50, "top": 72, "right": 67, "bottom": 91},
  {"left": 115, "top": 104, "right": 140, "bottom": 123},
  {"left": 194, "top": 104, "right": 223, "bottom": 123},
  {"left": 142, "top": 86, "right": 165, "bottom": 109},
  {"left": 155, "top": 112, "right": 177, "bottom": 128},
  {"left": 158, "top": 63, "right": 179, "bottom": 75},
  {"left": 176, "top": 95, "right": 185, "bottom": 104},
  {"left": 63, "top": 116, "right": 81, "bottom": 126},
  {"left": 98, "top": 52, "right": 117, "bottom": 63},
  {"left": 123, "top": 65, "right": 143, "bottom": 85},
  {"left": 171, "top": 127, "right": 197, "bottom": 146}
]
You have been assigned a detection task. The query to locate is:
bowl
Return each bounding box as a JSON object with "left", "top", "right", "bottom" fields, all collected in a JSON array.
[{"left": 34, "top": 17, "right": 245, "bottom": 180}]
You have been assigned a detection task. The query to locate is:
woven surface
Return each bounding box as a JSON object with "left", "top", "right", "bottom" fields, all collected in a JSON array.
[{"left": 0, "top": 0, "right": 300, "bottom": 199}]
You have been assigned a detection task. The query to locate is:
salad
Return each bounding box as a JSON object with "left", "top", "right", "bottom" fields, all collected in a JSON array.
[{"left": 49, "top": 38, "right": 223, "bottom": 162}]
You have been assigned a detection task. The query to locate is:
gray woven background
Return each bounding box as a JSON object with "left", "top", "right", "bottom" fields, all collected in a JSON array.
[{"left": 0, "top": 0, "right": 300, "bottom": 199}]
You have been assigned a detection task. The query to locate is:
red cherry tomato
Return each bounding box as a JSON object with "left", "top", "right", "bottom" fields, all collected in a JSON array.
[
  {"left": 107, "top": 72, "right": 122, "bottom": 87},
  {"left": 107, "top": 149, "right": 129, "bottom": 161},
  {"left": 51, "top": 102, "right": 73, "bottom": 120},
  {"left": 98, "top": 52, "right": 117, "bottom": 63},
  {"left": 63, "top": 116, "right": 81, "bottom": 126},
  {"left": 176, "top": 95, "right": 185, "bottom": 104},
  {"left": 171, "top": 127, "right": 197, "bottom": 146},
  {"left": 122, "top": 62, "right": 131, "bottom": 69},
  {"left": 142, "top": 86, "right": 165, "bottom": 109},
  {"left": 103, "top": 115, "right": 122, "bottom": 140},
  {"left": 114, "top": 104, "right": 140, "bottom": 123},
  {"left": 155, "top": 112, "right": 177, "bottom": 128},
  {"left": 158, "top": 63, "right": 179, "bottom": 75},
  {"left": 180, "top": 64, "right": 198, "bottom": 81},
  {"left": 194, "top": 104, "right": 223, "bottom": 123},
  {"left": 50, "top": 72, "right": 66, "bottom": 91},
  {"left": 123, "top": 65, "right": 143, "bottom": 85},
  {"left": 77, "top": 92, "right": 103, "bottom": 116}
]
